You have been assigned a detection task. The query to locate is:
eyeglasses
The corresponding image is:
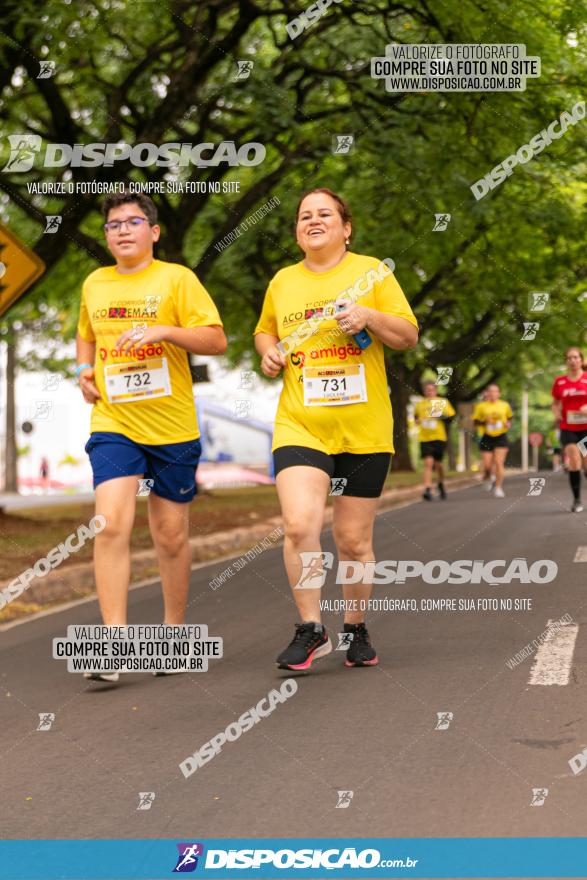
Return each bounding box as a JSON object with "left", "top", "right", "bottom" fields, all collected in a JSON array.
[{"left": 104, "top": 216, "right": 150, "bottom": 233}]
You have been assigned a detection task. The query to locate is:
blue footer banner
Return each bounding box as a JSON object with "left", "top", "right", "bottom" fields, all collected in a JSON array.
[{"left": 0, "top": 838, "right": 586, "bottom": 879}]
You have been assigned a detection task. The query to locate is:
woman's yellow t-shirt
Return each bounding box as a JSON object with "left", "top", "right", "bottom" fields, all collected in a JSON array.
[
  {"left": 472, "top": 400, "right": 513, "bottom": 437},
  {"left": 414, "top": 398, "right": 456, "bottom": 442},
  {"left": 254, "top": 252, "right": 418, "bottom": 454}
]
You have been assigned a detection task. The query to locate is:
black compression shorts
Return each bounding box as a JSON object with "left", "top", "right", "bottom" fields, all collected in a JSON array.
[
  {"left": 479, "top": 433, "right": 509, "bottom": 451},
  {"left": 560, "top": 428, "right": 587, "bottom": 447},
  {"left": 273, "top": 446, "right": 391, "bottom": 498},
  {"left": 420, "top": 440, "right": 446, "bottom": 462}
]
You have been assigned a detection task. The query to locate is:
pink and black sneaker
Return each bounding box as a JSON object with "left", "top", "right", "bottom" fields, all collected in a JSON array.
[
  {"left": 343, "top": 622, "right": 379, "bottom": 667},
  {"left": 276, "top": 622, "right": 332, "bottom": 671}
]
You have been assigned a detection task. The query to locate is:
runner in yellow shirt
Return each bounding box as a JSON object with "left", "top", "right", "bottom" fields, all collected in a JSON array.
[
  {"left": 76, "top": 190, "right": 226, "bottom": 682},
  {"left": 472, "top": 384, "right": 513, "bottom": 499},
  {"left": 254, "top": 187, "right": 418, "bottom": 672},
  {"left": 414, "top": 382, "right": 456, "bottom": 501}
]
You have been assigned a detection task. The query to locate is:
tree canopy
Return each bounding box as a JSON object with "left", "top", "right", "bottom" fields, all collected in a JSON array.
[{"left": 1, "top": 0, "right": 585, "bottom": 466}]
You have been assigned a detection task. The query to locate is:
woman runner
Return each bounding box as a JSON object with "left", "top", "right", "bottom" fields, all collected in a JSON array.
[
  {"left": 472, "top": 384, "right": 513, "bottom": 499},
  {"left": 254, "top": 188, "right": 418, "bottom": 671},
  {"left": 551, "top": 347, "right": 587, "bottom": 512}
]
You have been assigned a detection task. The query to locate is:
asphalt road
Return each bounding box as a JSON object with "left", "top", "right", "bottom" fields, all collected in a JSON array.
[{"left": 2, "top": 471, "right": 587, "bottom": 867}]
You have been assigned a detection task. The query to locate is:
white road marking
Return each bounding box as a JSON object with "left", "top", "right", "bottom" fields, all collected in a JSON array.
[
  {"left": 528, "top": 619, "right": 579, "bottom": 686},
  {"left": 574, "top": 546, "right": 587, "bottom": 562}
]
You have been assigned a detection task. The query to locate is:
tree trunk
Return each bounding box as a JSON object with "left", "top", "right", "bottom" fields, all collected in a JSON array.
[
  {"left": 386, "top": 358, "right": 414, "bottom": 471},
  {"left": 4, "top": 336, "right": 17, "bottom": 493}
]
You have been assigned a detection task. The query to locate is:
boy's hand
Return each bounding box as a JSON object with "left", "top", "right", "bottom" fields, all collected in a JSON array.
[
  {"left": 79, "top": 368, "right": 101, "bottom": 402},
  {"left": 115, "top": 325, "right": 168, "bottom": 355}
]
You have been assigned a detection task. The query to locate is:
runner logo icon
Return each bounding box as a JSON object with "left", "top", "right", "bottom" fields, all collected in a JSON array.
[
  {"left": 37, "top": 713, "right": 55, "bottom": 731},
  {"left": 235, "top": 60, "right": 254, "bottom": 80},
  {"left": 530, "top": 788, "right": 548, "bottom": 806},
  {"left": 433, "top": 213, "right": 451, "bottom": 231},
  {"left": 336, "top": 790, "right": 354, "bottom": 808},
  {"left": 173, "top": 843, "right": 204, "bottom": 872},
  {"left": 329, "top": 477, "right": 347, "bottom": 495},
  {"left": 332, "top": 134, "right": 354, "bottom": 154},
  {"left": 44, "top": 215, "right": 62, "bottom": 233},
  {"left": 522, "top": 322, "right": 539, "bottom": 340},
  {"left": 429, "top": 399, "right": 446, "bottom": 417},
  {"left": 136, "top": 792, "right": 155, "bottom": 811},
  {"left": 436, "top": 367, "right": 453, "bottom": 385},
  {"left": 297, "top": 551, "right": 334, "bottom": 589},
  {"left": 528, "top": 477, "right": 546, "bottom": 496},
  {"left": 529, "top": 292, "right": 550, "bottom": 312},
  {"left": 2, "top": 134, "right": 42, "bottom": 171},
  {"left": 435, "top": 711, "right": 453, "bottom": 730}
]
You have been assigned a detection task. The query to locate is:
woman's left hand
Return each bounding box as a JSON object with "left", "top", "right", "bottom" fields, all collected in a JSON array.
[
  {"left": 334, "top": 304, "right": 371, "bottom": 335},
  {"left": 115, "top": 325, "right": 169, "bottom": 355}
]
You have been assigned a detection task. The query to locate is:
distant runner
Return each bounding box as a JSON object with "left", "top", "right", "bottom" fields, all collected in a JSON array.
[
  {"left": 414, "top": 381, "right": 455, "bottom": 501},
  {"left": 472, "top": 384, "right": 512, "bottom": 499},
  {"left": 551, "top": 347, "right": 587, "bottom": 512},
  {"left": 546, "top": 427, "right": 562, "bottom": 472}
]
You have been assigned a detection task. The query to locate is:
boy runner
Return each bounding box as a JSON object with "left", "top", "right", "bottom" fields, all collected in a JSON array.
[{"left": 76, "top": 190, "right": 226, "bottom": 681}]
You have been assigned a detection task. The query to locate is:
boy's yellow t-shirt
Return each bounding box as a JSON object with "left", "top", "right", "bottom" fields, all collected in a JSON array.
[
  {"left": 254, "top": 252, "right": 418, "bottom": 454},
  {"left": 414, "top": 398, "right": 456, "bottom": 442},
  {"left": 77, "top": 259, "right": 222, "bottom": 445},
  {"left": 472, "top": 400, "right": 513, "bottom": 437}
]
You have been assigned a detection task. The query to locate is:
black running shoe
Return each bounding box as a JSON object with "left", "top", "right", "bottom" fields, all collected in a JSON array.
[
  {"left": 422, "top": 488, "right": 432, "bottom": 501},
  {"left": 276, "top": 622, "right": 332, "bottom": 670},
  {"left": 343, "top": 622, "right": 379, "bottom": 668},
  {"left": 438, "top": 483, "right": 447, "bottom": 500}
]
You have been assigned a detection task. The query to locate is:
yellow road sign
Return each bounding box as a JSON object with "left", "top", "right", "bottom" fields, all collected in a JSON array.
[{"left": 0, "top": 222, "right": 45, "bottom": 317}]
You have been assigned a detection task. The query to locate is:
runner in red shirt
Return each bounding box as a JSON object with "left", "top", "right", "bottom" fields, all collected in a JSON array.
[{"left": 551, "top": 347, "right": 587, "bottom": 512}]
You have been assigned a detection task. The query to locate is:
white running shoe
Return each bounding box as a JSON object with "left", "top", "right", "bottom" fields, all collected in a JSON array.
[
  {"left": 83, "top": 671, "right": 120, "bottom": 683},
  {"left": 494, "top": 487, "right": 505, "bottom": 498},
  {"left": 572, "top": 500, "right": 584, "bottom": 513},
  {"left": 484, "top": 477, "right": 496, "bottom": 492}
]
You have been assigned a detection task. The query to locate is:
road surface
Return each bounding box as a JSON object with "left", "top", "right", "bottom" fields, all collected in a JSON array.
[{"left": 2, "top": 472, "right": 586, "bottom": 866}]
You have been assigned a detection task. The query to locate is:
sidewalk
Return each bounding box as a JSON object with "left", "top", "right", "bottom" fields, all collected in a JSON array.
[{"left": 0, "top": 491, "right": 95, "bottom": 511}]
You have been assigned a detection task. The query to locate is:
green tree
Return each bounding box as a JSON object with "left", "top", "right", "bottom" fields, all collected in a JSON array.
[{"left": 0, "top": 0, "right": 585, "bottom": 482}]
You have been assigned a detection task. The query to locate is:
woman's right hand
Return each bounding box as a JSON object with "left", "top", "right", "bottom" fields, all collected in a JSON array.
[
  {"left": 261, "top": 345, "right": 286, "bottom": 378},
  {"left": 79, "top": 368, "right": 101, "bottom": 403}
]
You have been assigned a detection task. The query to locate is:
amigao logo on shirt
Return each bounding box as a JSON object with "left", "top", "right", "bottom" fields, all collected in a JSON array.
[
  {"left": 99, "top": 345, "right": 164, "bottom": 361},
  {"left": 290, "top": 343, "right": 363, "bottom": 368}
]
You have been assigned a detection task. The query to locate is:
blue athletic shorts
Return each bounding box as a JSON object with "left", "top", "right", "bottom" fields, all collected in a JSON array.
[{"left": 85, "top": 432, "right": 201, "bottom": 503}]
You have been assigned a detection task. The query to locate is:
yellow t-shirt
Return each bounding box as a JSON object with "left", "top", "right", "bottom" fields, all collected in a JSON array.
[
  {"left": 77, "top": 259, "right": 222, "bottom": 445},
  {"left": 472, "top": 400, "right": 513, "bottom": 437},
  {"left": 414, "top": 397, "right": 456, "bottom": 442},
  {"left": 254, "top": 252, "right": 418, "bottom": 454}
]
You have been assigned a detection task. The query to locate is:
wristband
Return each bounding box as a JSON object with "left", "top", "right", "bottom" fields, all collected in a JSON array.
[{"left": 75, "top": 363, "right": 92, "bottom": 377}]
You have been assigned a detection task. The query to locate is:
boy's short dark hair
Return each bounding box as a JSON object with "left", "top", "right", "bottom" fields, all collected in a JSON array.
[{"left": 102, "top": 189, "right": 158, "bottom": 225}]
